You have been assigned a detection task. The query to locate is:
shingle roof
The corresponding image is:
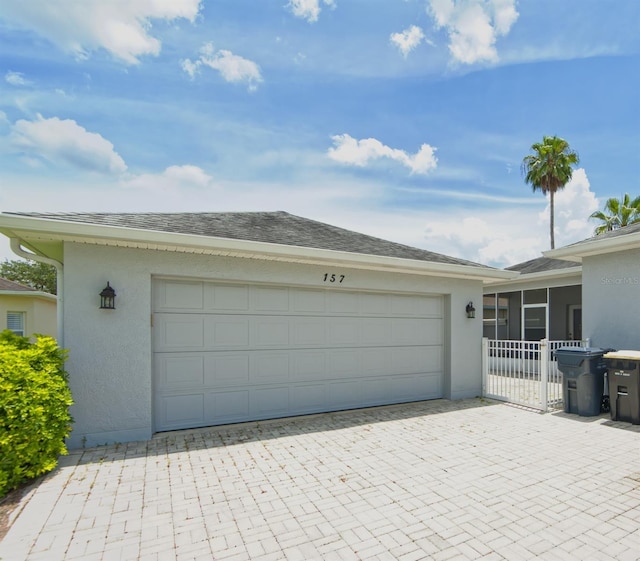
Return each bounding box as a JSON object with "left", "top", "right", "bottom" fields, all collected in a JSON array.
[
  {"left": 571, "top": 221, "right": 640, "bottom": 245},
  {"left": 506, "top": 257, "right": 580, "bottom": 274},
  {"left": 6, "top": 211, "right": 490, "bottom": 269},
  {"left": 0, "top": 277, "right": 36, "bottom": 292}
]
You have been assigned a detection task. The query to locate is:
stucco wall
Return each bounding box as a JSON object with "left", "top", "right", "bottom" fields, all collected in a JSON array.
[
  {"left": 0, "top": 294, "right": 56, "bottom": 339},
  {"left": 63, "top": 242, "right": 484, "bottom": 448},
  {"left": 582, "top": 249, "right": 640, "bottom": 350}
]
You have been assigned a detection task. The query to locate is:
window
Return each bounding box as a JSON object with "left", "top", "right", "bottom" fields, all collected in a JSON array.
[{"left": 7, "top": 312, "right": 25, "bottom": 336}]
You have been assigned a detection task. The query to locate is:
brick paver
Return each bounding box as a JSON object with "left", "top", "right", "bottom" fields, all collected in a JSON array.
[{"left": 1, "top": 399, "right": 639, "bottom": 560}]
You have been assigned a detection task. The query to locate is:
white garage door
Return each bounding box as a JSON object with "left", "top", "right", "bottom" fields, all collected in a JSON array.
[{"left": 152, "top": 279, "right": 444, "bottom": 432}]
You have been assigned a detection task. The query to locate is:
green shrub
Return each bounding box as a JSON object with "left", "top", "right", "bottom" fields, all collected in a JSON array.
[{"left": 0, "top": 330, "right": 73, "bottom": 496}]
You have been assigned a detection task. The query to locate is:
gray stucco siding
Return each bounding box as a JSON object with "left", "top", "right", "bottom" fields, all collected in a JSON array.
[
  {"left": 582, "top": 249, "right": 640, "bottom": 351},
  {"left": 62, "top": 242, "right": 483, "bottom": 448}
]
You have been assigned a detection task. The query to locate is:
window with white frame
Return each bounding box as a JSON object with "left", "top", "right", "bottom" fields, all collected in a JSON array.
[{"left": 7, "top": 312, "right": 25, "bottom": 336}]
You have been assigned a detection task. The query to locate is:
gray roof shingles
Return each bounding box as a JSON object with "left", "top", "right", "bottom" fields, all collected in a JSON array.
[
  {"left": 569, "top": 220, "right": 640, "bottom": 245},
  {"left": 6, "top": 211, "right": 489, "bottom": 269},
  {"left": 0, "top": 277, "right": 37, "bottom": 292},
  {"left": 506, "top": 257, "right": 580, "bottom": 274}
]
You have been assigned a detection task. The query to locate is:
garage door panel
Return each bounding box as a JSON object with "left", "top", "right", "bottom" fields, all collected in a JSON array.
[
  {"left": 290, "top": 384, "right": 326, "bottom": 413},
  {"left": 327, "top": 318, "right": 360, "bottom": 346},
  {"left": 254, "top": 286, "right": 290, "bottom": 312},
  {"left": 392, "top": 347, "right": 441, "bottom": 374},
  {"left": 361, "top": 318, "right": 392, "bottom": 345},
  {"left": 327, "top": 380, "right": 362, "bottom": 407},
  {"left": 153, "top": 279, "right": 444, "bottom": 432},
  {"left": 362, "top": 377, "right": 389, "bottom": 404},
  {"left": 156, "top": 280, "right": 204, "bottom": 311},
  {"left": 293, "top": 317, "right": 326, "bottom": 346},
  {"left": 360, "top": 293, "right": 390, "bottom": 315},
  {"left": 417, "top": 373, "right": 442, "bottom": 398},
  {"left": 390, "top": 375, "right": 422, "bottom": 401},
  {"left": 251, "top": 386, "right": 290, "bottom": 417},
  {"left": 292, "top": 289, "right": 325, "bottom": 312},
  {"left": 156, "top": 355, "right": 204, "bottom": 388},
  {"left": 391, "top": 318, "right": 436, "bottom": 345},
  {"left": 362, "top": 348, "right": 392, "bottom": 375},
  {"left": 206, "top": 391, "right": 249, "bottom": 423},
  {"left": 253, "top": 317, "right": 290, "bottom": 347},
  {"left": 207, "top": 316, "right": 250, "bottom": 348},
  {"left": 423, "top": 347, "right": 443, "bottom": 373},
  {"left": 209, "top": 284, "right": 249, "bottom": 311},
  {"left": 291, "top": 351, "right": 326, "bottom": 381},
  {"left": 206, "top": 354, "right": 250, "bottom": 386},
  {"left": 326, "top": 291, "right": 359, "bottom": 314},
  {"left": 328, "top": 349, "right": 361, "bottom": 375},
  {"left": 392, "top": 294, "right": 442, "bottom": 317},
  {"left": 160, "top": 394, "right": 204, "bottom": 426},
  {"left": 155, "top": 315, "right": 204, "bottom": 351},
  {"left": 251, "top": 352, "right": 290, "bottom": 383}
]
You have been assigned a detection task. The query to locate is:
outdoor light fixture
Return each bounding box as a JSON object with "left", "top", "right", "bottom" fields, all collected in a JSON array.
[
  {"left": 100, "top": 282, "right": 116, "bottom": 310},
  {"left": 465, "top": 301, "right": 476, "bottom": 319}
]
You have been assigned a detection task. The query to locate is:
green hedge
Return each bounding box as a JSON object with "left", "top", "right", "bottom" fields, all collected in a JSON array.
[{"left": 0, "top": 331, "right": 73, "bottom": 496}]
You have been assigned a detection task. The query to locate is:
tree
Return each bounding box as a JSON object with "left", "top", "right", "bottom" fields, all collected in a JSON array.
[
  {"left": 521, "top": 135, "right": 580, "bottom": 249},
  {"left": 589, "top": 193, "right": 640, "bottom": 235},
  {"left": 0, "top": 260, "right": 57, "bottom": 295}
]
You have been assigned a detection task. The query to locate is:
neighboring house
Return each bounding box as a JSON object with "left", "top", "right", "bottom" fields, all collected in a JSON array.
[
  {"left": 545, "top": 221, "right": 640, "bottom": 351},
  {"left": 483, "top": 257, "right": 582, "bottom": 341},
  {"left": 0, "top": 211, "right": 514, "bottom": 448},
  {"left": 0, "top": 277, "right": 57, "bottom": 339}
]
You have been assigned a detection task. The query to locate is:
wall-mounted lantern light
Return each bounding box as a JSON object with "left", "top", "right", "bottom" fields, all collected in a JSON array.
[
  {"left": 465, "top": 301, "right": 476, "bottom": 319},
  {"left": 100, "top": 282, "right": 116, "bottom": 310}
]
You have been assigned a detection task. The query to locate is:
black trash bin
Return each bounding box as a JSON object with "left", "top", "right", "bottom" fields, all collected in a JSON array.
[
  {"left": 555, "top": 347, "right": 609, "bottom": 416},
  {"left": 604, "top": 350, "right": 640, "bottom": 425}
]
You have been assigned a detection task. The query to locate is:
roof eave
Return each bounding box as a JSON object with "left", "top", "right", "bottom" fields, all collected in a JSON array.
[
  {"left": 544, "top": 232, "right": 640, "bottom": 261},
  {"left": 483, "top": 266, "right": 582, "bottom": 290},
  {"left": 0, "top": 290, "right": 57, "bottom": 301},
  {"left": 0, "top": 214, "right": 515, "bottom": 282}
]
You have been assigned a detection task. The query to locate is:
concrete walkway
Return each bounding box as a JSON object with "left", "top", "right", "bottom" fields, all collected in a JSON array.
[{"left": 1, "top": 399, "right": 639, "bottom": 561}]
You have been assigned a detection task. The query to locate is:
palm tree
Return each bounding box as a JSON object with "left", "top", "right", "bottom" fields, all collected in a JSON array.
[
  {"left": 589, "top": 193, "right": 640, "bottom": 235},
  {"left": 521, "top": 136, "right": 579, "bottom": 249}
]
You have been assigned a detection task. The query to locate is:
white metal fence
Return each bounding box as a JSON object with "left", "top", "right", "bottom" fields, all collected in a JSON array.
[{"left": 482, "top": 338, "right": 584, "bottom": 411}]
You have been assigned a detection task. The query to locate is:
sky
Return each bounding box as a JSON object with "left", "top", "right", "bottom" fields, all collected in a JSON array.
[{"left": 0, "top": 0, "right": 638, "bottom": 268}]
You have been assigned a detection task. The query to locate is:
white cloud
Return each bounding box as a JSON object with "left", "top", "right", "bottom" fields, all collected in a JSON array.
[
  {"left": 420, "top": 168, "right": 599, "bottom": 267},
  {"left": 123, "top": 165, "right": 215, "bottom": 191},
  {"left": 0, "top": 0, "right": 201, "bottom": 64},
  {"left": 182, "top": 43, "right": 263, "bottom": 91},
  {"left": 427, "top": 0, "right": 518, "bottom": 64},
  {"left": 5, "top": 71, "right": 30, "bottom": 86},
  {"left": 328, "top": 134, "right": 438, "bottom": 175},
  {"left": 287, "top": 0, "right": 336, "bottom": 23},
  {"left": 10, "top": 115, "right": 127, "bottom": 174},
  {"left": 390, "top": 25, "right": 425, "bottom": 58}
]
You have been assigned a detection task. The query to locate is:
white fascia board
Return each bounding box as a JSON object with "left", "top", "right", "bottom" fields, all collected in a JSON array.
[
  {"left": 0, "top": 290, "right": 57, "bottom": 302},
  {"left": 483, "top": 266, "right": 582, "bottom": 292},
  {"left": 0, "top": 214, "right": 516, "bottom": 282},
  {"left": 544, "top": 232, "right": 640, "bottom": 261}
]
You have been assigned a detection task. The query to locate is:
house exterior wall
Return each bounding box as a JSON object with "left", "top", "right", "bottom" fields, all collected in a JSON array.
[
  {"left": 582, "top": 249, "right": 640, "bottom": 350},
  {"left": 63, "top": 242, "right": 483, "bottom": 448},
  {"left": 0, "top": 294, "right": 57, "bottom": 339}
]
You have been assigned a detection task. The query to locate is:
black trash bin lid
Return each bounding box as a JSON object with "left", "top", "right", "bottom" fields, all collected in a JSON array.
[{"left": 555, "top": 346, "right": 606, "bottom": 356}]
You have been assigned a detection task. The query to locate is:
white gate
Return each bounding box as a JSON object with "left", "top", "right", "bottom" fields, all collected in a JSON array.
[{"left": 482, "top": 338, "right": 583, "bottom": 411}]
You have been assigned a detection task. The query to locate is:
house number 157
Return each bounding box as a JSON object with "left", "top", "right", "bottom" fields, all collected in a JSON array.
[{"left": 323, "top": 273, "right": 345, "bottom": 283}]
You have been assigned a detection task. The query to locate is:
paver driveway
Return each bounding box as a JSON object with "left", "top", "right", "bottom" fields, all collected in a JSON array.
[{"left": 1, "top": 398, "right": 639, "bottom": 561}]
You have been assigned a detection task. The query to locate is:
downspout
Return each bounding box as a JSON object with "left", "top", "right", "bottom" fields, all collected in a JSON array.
[{"left": 10, "top": 238, "right": 64, "bottom": 346}]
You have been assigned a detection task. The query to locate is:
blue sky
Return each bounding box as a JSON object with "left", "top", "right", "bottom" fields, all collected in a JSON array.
[{"left": 0, "top": 0, "right": 638, "bottom": 267}]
